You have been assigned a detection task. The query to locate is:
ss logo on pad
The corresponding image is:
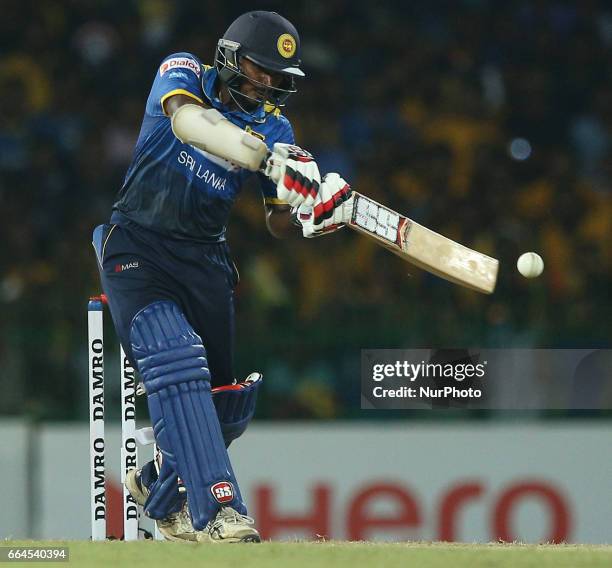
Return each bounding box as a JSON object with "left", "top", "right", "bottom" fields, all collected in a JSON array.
[{"left": 211, "top": 481, "right": 234, "bottom": 503}]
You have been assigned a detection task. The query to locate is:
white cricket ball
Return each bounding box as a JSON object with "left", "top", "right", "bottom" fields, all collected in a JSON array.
[{"left": 517, "top": 252, "right": 544, "bottom": 278}]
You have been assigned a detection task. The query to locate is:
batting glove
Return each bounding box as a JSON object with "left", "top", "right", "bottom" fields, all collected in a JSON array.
[
  {"left": 293, "top": 173, "right": 353, "bottom": 238},
  {"left": 265, "top": 143, "right": 321, "bottom": 208}
]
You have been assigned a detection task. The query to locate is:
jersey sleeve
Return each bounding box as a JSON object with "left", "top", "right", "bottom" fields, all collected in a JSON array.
[
  {"left": 260, "top": 118, "right": 295, "bottom": 206},
  {"left": 145, "top": 52, "right": 205, "bottom": 117}
]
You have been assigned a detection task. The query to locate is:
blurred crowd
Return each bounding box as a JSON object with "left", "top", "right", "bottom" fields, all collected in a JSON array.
[{"left": 0, "top": 0, "right": 610, "bottom": 420}]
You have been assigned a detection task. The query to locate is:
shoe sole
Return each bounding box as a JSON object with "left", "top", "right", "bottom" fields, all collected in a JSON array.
[
  {"left": 198, "top": 532, "right": 261, "bottom": 544},
  {"left": 157, "top": 526, "right": 198, "bottom": 543}
]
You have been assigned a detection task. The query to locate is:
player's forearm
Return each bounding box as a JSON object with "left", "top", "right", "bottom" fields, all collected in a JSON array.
[{"left": 265, "top": 207, "right": 297, "bottom": 239}]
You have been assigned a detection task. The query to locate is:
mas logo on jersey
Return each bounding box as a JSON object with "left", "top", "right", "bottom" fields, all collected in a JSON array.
[
  {"left": 159, "top": 57, "right": 201, "bottom": 78},
  {"left": 211, "top": 481, "right": 234, "bottom": 504},
  {"left": 114, "top": 261, "right": 139, "bottom": 273},
  {"left": 277, "top": 33, "right": 296, "bottom": 58}
]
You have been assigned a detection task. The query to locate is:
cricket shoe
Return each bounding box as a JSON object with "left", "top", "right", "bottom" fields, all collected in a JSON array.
[
  {"left": 197, "top": 507, "right": 261, "bottom": 543},
  {"left": 125, "top": 468, "right": 197, "bottom": 542},
  {"left": 155, "top": 502, "right": 198, "bottom": 542},
  {"left": 125, "top": 468, "right": 150, "bottom": 507}
]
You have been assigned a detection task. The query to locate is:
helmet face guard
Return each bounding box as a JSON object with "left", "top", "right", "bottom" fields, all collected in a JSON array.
[{"left": 215, "top": 38, "right": 298, "bottom": 121}]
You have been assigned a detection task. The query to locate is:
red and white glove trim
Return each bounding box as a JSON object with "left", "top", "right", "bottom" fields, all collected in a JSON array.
[
  {"left": 293, "top": 173, "right": 353, "bottom": 238},
  {"left": 266, "top": 143, "right": 321, "bottom": 207},
  {"left": 313, "top": 178, "right": 352, "bottom": 224},
  {"left": 283, "top": 163, "right": 320, "bottom": 204}
]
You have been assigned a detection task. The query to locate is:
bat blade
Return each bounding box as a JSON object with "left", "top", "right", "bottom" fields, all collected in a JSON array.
[{"left": 348, "top": 192, "right": 499, "bottom": 294}]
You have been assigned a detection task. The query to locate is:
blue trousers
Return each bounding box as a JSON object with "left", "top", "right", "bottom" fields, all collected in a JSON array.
[{"left": 94, "top": 218, "right": 238, "bottom": 388}]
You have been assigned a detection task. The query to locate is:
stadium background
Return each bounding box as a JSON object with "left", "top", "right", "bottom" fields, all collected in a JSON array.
[{"left": 0, "top": 0, "right": 610, "bottom": 542}]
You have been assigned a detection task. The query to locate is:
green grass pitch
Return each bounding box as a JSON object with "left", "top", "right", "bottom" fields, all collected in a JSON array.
[{"left": 3, "top": 541, "right": 612, "bottom": 567}]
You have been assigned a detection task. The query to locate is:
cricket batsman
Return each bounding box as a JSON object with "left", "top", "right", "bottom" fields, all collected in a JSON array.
[{"left": 92, "top": 11, "right": 352, "bottom": 542}]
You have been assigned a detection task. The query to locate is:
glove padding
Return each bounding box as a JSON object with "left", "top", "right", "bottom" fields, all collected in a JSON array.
[
  {"left": 293, "top": 173, "right": 353, "bottom": 238},
  {"left": 265, "top": 143, "right": 321, "bottom": 207}
]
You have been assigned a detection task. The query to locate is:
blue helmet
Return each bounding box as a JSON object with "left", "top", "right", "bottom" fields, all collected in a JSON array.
[{"left": 215, "top": 11, "right": 305, "bottom": 119}]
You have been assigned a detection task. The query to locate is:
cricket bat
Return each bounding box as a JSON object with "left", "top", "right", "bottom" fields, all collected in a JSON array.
[
  {"left": 347, "top": 192, "right": 498, "bottom": 294},
  {"left": 171, "top": 104, "right": 499, "bottom": 293}
]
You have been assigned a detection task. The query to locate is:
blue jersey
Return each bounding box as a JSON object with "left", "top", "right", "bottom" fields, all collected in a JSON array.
[{"left": 112, "top": 52, "right": 294, "bottom": 242}]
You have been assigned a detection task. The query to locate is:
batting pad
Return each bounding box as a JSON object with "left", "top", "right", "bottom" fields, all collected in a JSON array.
[
  {"left": 213, "top": 373, "right": 262, "bottom": 446},
  {"left": 131, "top": 301, "right": 246, "bottom": 529}
]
